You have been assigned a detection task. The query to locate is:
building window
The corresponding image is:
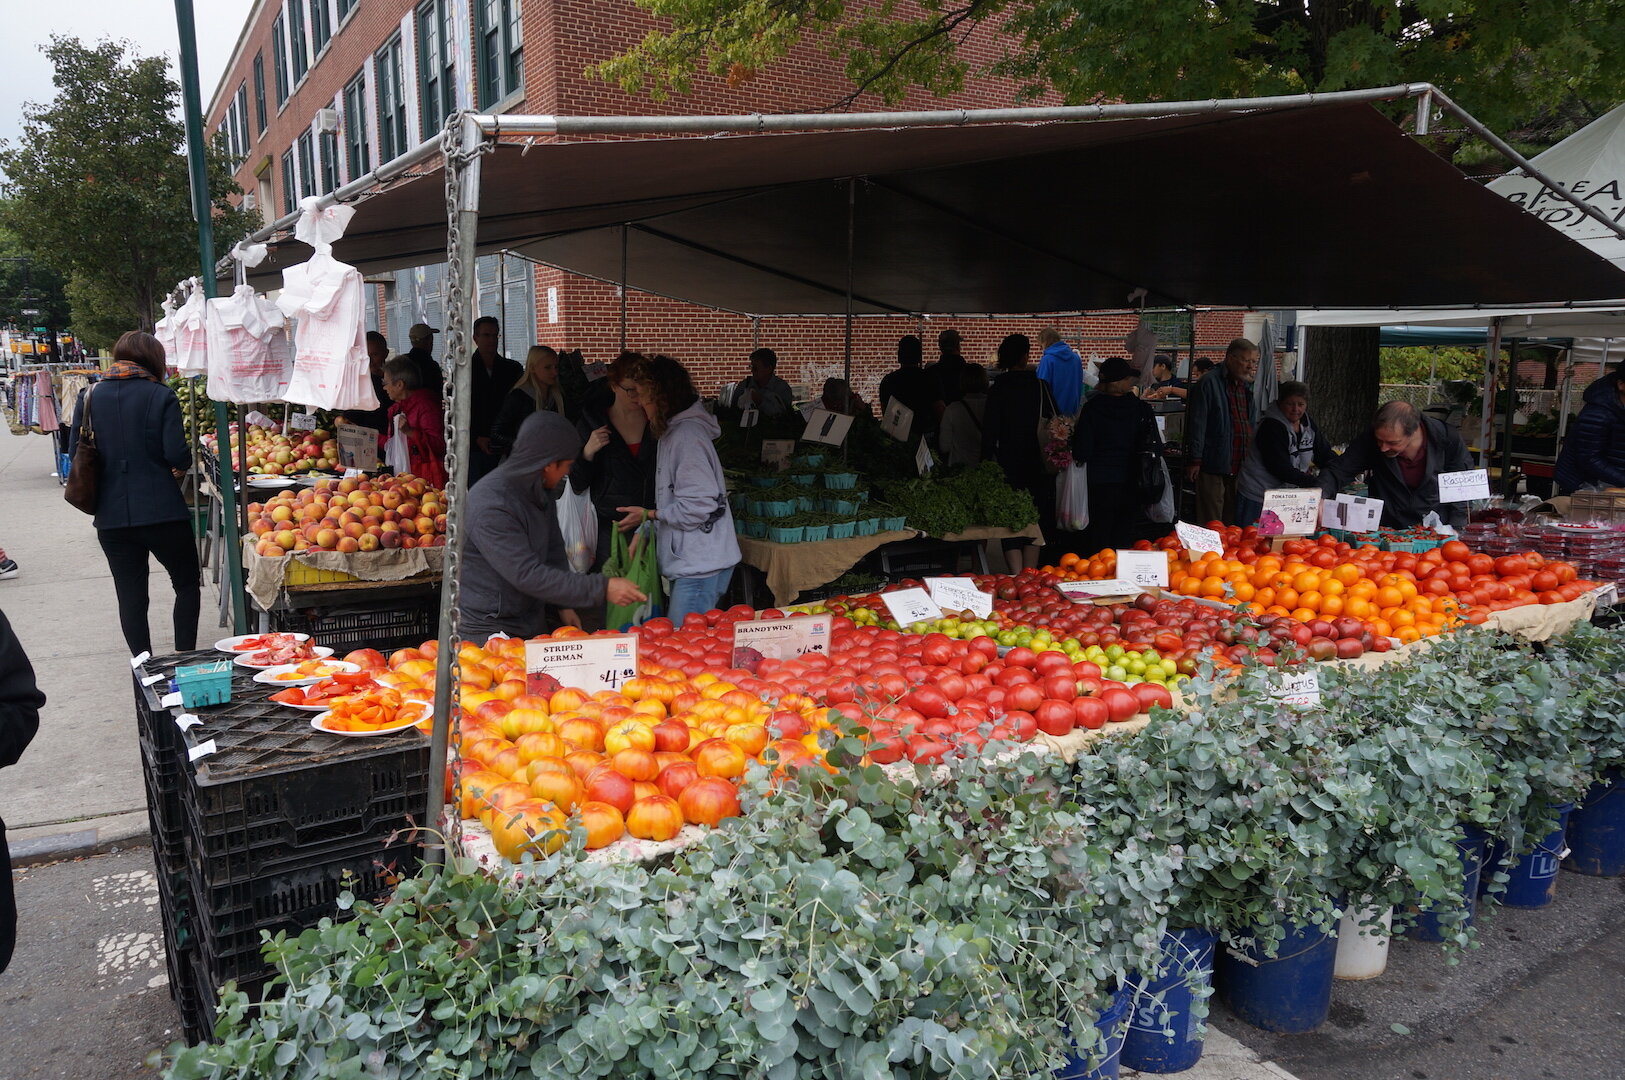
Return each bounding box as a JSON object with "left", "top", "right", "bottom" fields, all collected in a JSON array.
[
  {"left": 311, "top": 0, "right": 332, "bottom": 56},
  {"left": 344, "top": 73, "right": 370, "bottom": 179},
  {"left": 375, "top": 36, "right": 408, "bottom": 161},
  {"left": 252, "top": 53, "right": 268, "bottom": 133},
  {"left": 416, "top": 0, "right": 456, "bottom": 139},
  {"left": 320, "top": 130, "right": 340, "bottom": 193},
  {"left": 338, "top": 0, "right": 358, "bottom": 17},
  {"left": 297, "top": 130, "right": 316, "bottom": 201},
  {"left": 271, "top": 16, "right": 290, "bottom": 105},
  {"left": 235, "top": 84, "right": 251, "bottom": 152},
  {"left": 289, "top": 0, "right": 310, "bottom": 82},
  {"left": 281, "top": 149, "right": 297, "bottom": 214},
  {"left": 477, "top": 0, "right": 523, "bottom": 107}
]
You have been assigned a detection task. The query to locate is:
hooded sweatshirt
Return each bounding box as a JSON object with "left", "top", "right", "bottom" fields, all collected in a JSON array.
[
  {"left": 458, "top": 411, "right": 608, "bottom": 641},
  {"left": 1238, "top": 402, "right": 1331, "bottom": 503},
  {"left": 1555, "top": 370, "right": 1625, "bottom": 493},
  {"left": 654, "top": 401, "right": 740, "bottom": 578}
]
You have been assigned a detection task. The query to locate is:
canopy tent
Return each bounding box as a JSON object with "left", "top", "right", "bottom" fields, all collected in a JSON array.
[
  {"left": 1486, "top": 100, "right": 1625, "bottom": 275},
  {"left": 242, "top": 103, "right": 1625, "bottom": 314},
  {"left": 1379, "top": 325, "right": 1490, "bottom": 347}
]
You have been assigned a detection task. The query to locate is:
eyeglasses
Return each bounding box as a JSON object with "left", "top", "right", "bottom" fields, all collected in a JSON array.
[{"left": 618, "top": 382, "right": 642, "bottom": 399}]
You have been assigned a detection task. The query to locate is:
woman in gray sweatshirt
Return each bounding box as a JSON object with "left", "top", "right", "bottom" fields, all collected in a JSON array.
[{"left": 617, "top": 355, "right": 741, "bottom": 625}]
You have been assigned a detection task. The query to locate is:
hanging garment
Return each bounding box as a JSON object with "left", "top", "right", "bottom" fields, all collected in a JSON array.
[{"left": 205, "top": 284, "right": 294, "bottom": 403}]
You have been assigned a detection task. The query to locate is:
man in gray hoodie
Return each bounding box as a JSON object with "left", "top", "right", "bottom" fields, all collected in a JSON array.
[{"left": 458, "top": 412, "right": 644, "bottom": 641}]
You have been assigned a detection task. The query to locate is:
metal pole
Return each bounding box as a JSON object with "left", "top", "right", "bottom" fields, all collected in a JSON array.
[
  {"left": 619, "top": 224, "right": 629, "bottom": 354},
  {"left": 426, "top": 116, "right": 482, "bottom": 865},
  {"left": 1500, "top": 337, "right": 1520, "bottom": 496},
  {"left": 1479, "top": 319, "right": 1502, "bottom": 466},
  {"left": 1426, "top": 349, "right": 1438, "bottom": 406},
  {"left": 843, "top": 179, "right": 855, "bottom": 393},
  {"left": 174, "top": 0, "right": 247, "bottom": 633},
  {"left": 1556, "top": 341, "right": 1582, "bottom": 445}
]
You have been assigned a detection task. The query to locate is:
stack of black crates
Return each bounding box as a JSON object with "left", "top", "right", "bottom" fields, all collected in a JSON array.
[{"left": 134, "top": 649, "right": 430, "bottom": 1042}]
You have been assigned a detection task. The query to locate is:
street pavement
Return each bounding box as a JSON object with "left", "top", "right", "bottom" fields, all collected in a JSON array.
[{"left": 3, "top": 419, "right": 1624, "bottom": 1078}]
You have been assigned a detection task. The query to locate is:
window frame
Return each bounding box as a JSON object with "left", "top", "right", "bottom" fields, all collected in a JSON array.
[
  {"left": 271, "top": 15, "right": 290, "bottom": 106},
  {"left": 338, "top": 0, "right": 358, "bottom": 19},
  {"left": 343, "top": 71, "right": 371, "bottom": 180},
  {"left": 234, "top": 83, "right": 251, "bottom": 155},
  {"left": 415, "top": 0, "right": 456, "bottom": 140},
  {"left": 289, "top": 0, "right": 310, "bottom": 82},
  {"left": 477, "top": 0, "right": 524, "bottom": 109},
  {"left": 281, "top": 149, "right": 298, "bottom": 215},
  {"left": 252, "top": 53, "right": 268, "bottom": 134},
  {"left": 375, "top": 35, "right": 408, "bottom": 163},
  {"left": 310, "top": 0, "right": 333, "bottom": 57},
  {"left": 319, "top": 129, "right": 340, "bottom": 194},
  {"left": 297, "top": 129, "right": 317, "bottom": 202}
]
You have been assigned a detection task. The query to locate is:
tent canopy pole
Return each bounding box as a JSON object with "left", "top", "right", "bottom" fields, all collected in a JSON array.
[{"left": 1479, "top": 319, "right": 1503, "bottom": 466}]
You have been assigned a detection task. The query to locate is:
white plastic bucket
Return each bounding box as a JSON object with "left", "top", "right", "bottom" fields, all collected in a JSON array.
[{"left": 1334, "top": 905, "right": 1391, "bottom": 980}]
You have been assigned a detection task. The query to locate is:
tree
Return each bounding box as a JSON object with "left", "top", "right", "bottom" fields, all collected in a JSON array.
[
  {"left": 0, "top": 218, "right": 72, "bottom": 331},
  {"left": 0, "top": 36, "right": 256, "bottom": 344},
  {"left": 595, "top": 1, "right": 1625, "bottom": 435},
  {"left": 1378, "top": 346, "right": 1485, "bottom": 385}
]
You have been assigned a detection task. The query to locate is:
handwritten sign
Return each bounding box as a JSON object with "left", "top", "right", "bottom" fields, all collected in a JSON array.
[
  {"left": 733, "top": 614, "right": 833, "bottom": 664},
  {"left": 801, "top": 408, "right": 854, "bottom": 447},
  {"left": 336, "top": 421, "right": 376, "bottom": 471},
  {"left": 1437, "top": 469, "right": 1491, "bottom": 503},
  {"left": 1175, "top": 521, "right": 1224, "bottom": 555},
  {"left": 881, "top": 400, "right": 914, "bottom": 441},
  {"left": 1259, "top": 489, "right": 1322, "bottom": 537},
  {"left": 1273, "top": 671, "right": 1322, "bottom": 709},
  {"left": 160, "top": 691, "right": 184, "bottom": 708},
  {"left": 925, "top": 578, "right": 993, "bottom": 618},
  {"left": 1057, "top": 579, "right": 1141, "bottom": 601},
  {"left": 915, "top": 439, "right": 934, "bottom": 476},
  {"left": 1595, "top": 583, "right": 1618, "bottom": 610},
  {"left": 881, "top": 587, "right": 943, "bottom": 626},
  {"left": 525, "top": 634, "right": 638, "bottom": 695},
  {"left": 286, "top": 411, "right": 318, "bottom": 432},
  {"left": 1116, "top": 549, "right": 1170, "bottom": 588},
  {"left": 1321, "top": 493, "right": 1384, "bottom": 532},
  {"left": 739, "top": 408, "right": 760, "bottom": 429},
  {"left": 761, "top": 439, "right": 794, "bottom": 468}
]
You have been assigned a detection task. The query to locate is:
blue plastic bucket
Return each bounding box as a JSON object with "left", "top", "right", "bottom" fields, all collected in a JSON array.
[
  {"left": 1500, "top": 803, "right": 1573, "bottom": 908},
  {"left": 1056, "top": 984, "right": 1133, "bottom": 1080},
  {"left": 1121, "top": 927, "right": 1217, "bottom": 1073},
  {"left": 1216, "top": 919, "right": 1338, "bottom": 1033},
  {"left": 1409, "top": 824, "right": 1491, "bottom": 942},
  {"left": 1565, "top": 774, "right": 1625, "bottom": 877}
]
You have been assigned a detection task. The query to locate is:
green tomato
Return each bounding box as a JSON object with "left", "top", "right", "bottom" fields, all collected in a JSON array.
[
  {"left": 1106, "top": 664, "right": 1128, "bottom": 682},
  {"left": 1105, "top": 644, "right": 1126, "bottom": 660}
]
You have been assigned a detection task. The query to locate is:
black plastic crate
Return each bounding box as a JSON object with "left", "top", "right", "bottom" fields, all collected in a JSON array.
[
  {"left": 268, "top": 599, "right": 437, "bottom": 657},
  {"left": 187, "top": 833, "right": 418, "bottom": 989}
]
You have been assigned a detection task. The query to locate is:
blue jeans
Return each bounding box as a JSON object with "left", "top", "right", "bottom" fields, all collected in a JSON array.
[
  {"left": 1235, "top": 496, "right": 1263, "bottom": 529},
  {"left": 667, "top": 567, "right": 735, "bottom": 625}
]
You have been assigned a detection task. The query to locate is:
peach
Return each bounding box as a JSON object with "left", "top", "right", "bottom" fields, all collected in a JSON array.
[{"left": 336, "top": 536, "right": 360, "bottom": 553}]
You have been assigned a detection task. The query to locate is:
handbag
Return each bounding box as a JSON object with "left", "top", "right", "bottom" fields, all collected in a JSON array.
[
  {"left": 1036, "top": 380, "right": 1062, "bottom": 475},
  {"left": 1135, "top": 411, "right": 1167, "bottom": 504},
  {"left": 63, "top": 386, "right": 99, "bottom": 515}
]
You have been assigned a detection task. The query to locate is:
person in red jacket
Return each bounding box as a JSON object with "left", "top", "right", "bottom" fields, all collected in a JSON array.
[{"left": 379, "top": 356, "right": 447, "bottom": 487}]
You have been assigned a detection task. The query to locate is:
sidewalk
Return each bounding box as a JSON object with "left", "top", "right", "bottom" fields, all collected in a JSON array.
[{"left": 0, "top": 420, "right": 213, "bottom": 862}]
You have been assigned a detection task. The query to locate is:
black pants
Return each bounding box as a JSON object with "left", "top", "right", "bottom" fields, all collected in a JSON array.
[
  {"left": 0, "top": 821, "right": 14, "bottom": 975},
  {"left": 97, "top": 520, "right": 201, "bottom": 656}
]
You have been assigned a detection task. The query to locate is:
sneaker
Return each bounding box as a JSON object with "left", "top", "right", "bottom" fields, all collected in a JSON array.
[{"left": 0, "top": 559, "right": 18, "bottom": 579}]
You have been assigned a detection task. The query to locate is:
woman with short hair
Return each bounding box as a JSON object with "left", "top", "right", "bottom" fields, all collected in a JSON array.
[
  {"left": 379, "top": 355, "right": 447, "bottom": 488},
  {"left": 1236, "top": 381, "right": 1332, "bottom": 528}
]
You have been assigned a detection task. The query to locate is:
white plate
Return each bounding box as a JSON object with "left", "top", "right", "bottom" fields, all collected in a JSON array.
[
  {"left": 234, "top": 646, "right": 334, "bottom": 670},
  {"left": 214, "top": 633, "right": 310, "bottom": 654},
  {"left": 253, "top": 660, "right": 361, "bottom": 686},
  {"left": 311, "top": 702, "right": 431, "bottom": 736},
  {"left": 246, "top": 476, "right": 297, "bottom": 489},
  {"left": 274, "top": 699, "right": 336, "bottom": 712}
]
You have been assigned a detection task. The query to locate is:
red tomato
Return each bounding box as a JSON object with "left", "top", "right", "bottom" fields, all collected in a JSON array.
[
  {"left": 1041, "top": 674, "right": 1078, "bottom": 702},
  {"left": 1071, "top": 660, "right": 1102, "bottom": 679},
  {"left": 1005, "top": 711, "right": 1038, "bottom": 740},
  {"left": 907, "top": 739, "right": 954, "bottom": 764},
  {"left": 995, "top": 666, "right": 1036, "bottom": 688},
  {"left": 1131, "top": 683, "right": 1174, "bottom": 712},
  {"left": 1006, "top": 683, "right": 1045, "bottom": 714},
  {"left": 1004, "top": 646, "right": 1038, "bottom": 669},
  {"left": 1034, "top": 700, "right": 1076, "bottom": 736},
  {"left": 1099, "top": 687, "right": 1141, "bottom": 722},
  {"left": 867, "top": 735, "right": 907, "bottom": 764},
  {"left": 935, "top": 673, "right": 968, "bottom": 702},
  {"left": 1072, "top": 697, "right": 1110, "bottom": 730},
  {"left": 1032, "top": 651, "right": 1074, "bottom": 677}
]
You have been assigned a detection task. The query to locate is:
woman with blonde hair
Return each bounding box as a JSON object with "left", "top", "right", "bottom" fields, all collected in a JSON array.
[{"left": 490, "top": 345, "right": 568, "bottom": 457}]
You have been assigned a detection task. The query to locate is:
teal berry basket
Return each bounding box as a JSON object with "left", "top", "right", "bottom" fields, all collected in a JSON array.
[
  {"left": 176, "top": 660, "right": 232, "bottom": 709},
  {"left": 766, "top": 524, "right": 805, "bottom": 544},
  {"left": 802, "top": 524, "right": 831, "bottom": 542},
  {"left": 855, "top": 517, "right": 880, "bottom": 536},
  {"left": 829, "top": 520, "right": 856, "bottom": 539},
  {"left": 822, "top": 472, "right": 860, "bottom": 490}
]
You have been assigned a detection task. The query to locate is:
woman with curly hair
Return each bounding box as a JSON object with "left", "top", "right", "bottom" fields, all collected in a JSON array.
[{"left": 617, "top": 354, "right": 740, "bottom": 624}]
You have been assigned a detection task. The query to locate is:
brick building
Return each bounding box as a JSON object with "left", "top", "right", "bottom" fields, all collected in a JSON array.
[{"left": 206, "top": 1, "right": 1243, "bottom": 399}]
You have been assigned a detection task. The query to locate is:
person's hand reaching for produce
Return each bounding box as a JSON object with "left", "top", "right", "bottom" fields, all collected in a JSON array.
[
  {"left": 614, "top": 505, "right": 651, "bottom": 531},
  {"left": 606, "top": 578, "right": 647, "bottom": 606}
]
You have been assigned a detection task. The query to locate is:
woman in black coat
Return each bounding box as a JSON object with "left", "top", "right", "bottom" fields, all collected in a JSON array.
[
  {"left": 569, "top": 353, "right": 659, "bottom": 570},
  {"left": 66, "top": 332, "right": 199, "bottom": 656},
  {"left": 981, "top": 334, "right": 1057, "bottom": 572}
]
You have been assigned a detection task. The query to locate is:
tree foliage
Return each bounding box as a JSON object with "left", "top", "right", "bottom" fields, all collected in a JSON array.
[
  {"left": 595, "top": 0, "right": 1625, "bottom": 143},
  {"left": 0, "top": 215, "right": 72, "bottom": 331},
  {"left": 1379, "top": 346, "right": 1485, "bottom": 385},
  {"left": 0, "top": 36, "right": 256, "bottom": 343}
]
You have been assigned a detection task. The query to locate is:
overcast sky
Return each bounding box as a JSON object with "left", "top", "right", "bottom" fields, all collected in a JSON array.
[{"left": 0, "top": 0, "right": 255, "bottom": 148}]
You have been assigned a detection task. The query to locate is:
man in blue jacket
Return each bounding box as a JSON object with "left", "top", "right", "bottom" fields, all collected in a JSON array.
[
  {"left": 0, "top": 608, "right": 43, "bottom": 974},
  {"left": 1183, "top": 338, "right": 1261, "bottom": 525},
  {"left": 1036, "top": 327, "right": 1086, "bottom": 415}
]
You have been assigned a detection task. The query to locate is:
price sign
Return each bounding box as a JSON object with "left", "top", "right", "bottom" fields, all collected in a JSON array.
[
  {"left": 881, "top": 587, "right": 943, "bottom": 626},
  {"left": 176, "top": 715, "right": 203, "bottom": 731},
  {"left": 336, "top": 421, "right": 377, "bottom": 470},
  {"left": 1595, "top": 583, "right": 1618, "bottom": 609},
  {"left": 286, "top": 411, "right": 318, "bottom": 432},
  {"left": 141, "top": 672, "right": 167, "bottom": 687},
  {"left": 525, "top": 634, "right": 638, "bottom": 695},
  {"left": 761, "top": 439, "right": 794, "bottom": 468},
  {"left": 801, "top": 408, "right": 854, "bottom": 447},
  {"left": 739, "top": 408, "right": 760, "bottom": 429},
  {"left": 1273, "top": 671, "right": 1322, "bottom": 709},
  {"left": 732, "top": 614, "right": 833, "bottom": 665},
  {"left": 1321, "top": 493, "right": 1384, "bottom": 532},
  {"left": 1437, "top": 469, "right": 1491, "bottom": 503},
  {"left": 1259, "top": 489, "right": 1322, "bottom": 537},
  {"left": 925, "top": 578, "right": 993, "bottom": 618},
  {"left": 881, "top": 400, "right": 914, "bottom": 441},
  {"left": 1175, "top": 521, "right": 1224, "bottom": 555},
  {"left": 130, "top": 651, "right": 151, "bottom": 669},
  {"left": 188, "top": 739, "right": 218, "bottom": 762},
  {"left": 1116, "top": 549, "right": 1170, "bottom": 587},
  {"left": 915, "top": 439, "right": 934, "bottom": 476},
  {"left": 1057, "top": 579, "right": 1141, "bottom": 601},
  {"left": 160, "top": 691, "right": 184, "bottom": 708}
]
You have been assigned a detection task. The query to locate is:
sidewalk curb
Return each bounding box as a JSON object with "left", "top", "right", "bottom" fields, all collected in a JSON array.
[{"left": 9, "top": 811, "right": 152, "bottom": 868}]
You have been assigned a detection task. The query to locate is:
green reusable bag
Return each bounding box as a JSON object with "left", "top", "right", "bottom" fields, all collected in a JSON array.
[{"left": 604, "top": 522, "right": 663, "bottom": 631}]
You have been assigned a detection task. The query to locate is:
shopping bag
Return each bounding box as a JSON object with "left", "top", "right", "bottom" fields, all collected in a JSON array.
[
  {"left": 383, "top": 415, "right": 411, "bottom": 475},
  {"left": 1147, "top": 459, "right": 1176, "bottom": 523},
  {"left": 604, "top": 523, "right": 664, "bottom": 631},
  {"left": 1056, "top": 462, "right": 1090, "bottom": 531},
  {"left": 557, "top": 484, "right": 599, "bottom": 573}
]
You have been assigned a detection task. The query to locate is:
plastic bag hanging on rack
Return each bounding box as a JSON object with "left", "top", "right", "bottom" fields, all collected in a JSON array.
[
  {"left": 171, "top": 281, "right": 209, "bottom": 378},
  {"left": 154, "top": 296, "right": 178, "bottom": 369},
  {"left": 276, "top": 197, "right": 377, "bottom": 411},
  {"left": 205, "top": 284, "right": 294, "bottom": 403}
]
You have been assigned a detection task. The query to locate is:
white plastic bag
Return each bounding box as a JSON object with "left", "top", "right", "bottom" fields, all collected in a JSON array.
[
  {"left": 557, "top": 484, "right": 599, "bottom": 573},
  {"left": 204, "top": 284, "right": 293, "bottom": 404},
  {"left": 383, "top": 415, "right": 410, "bottom": 475},
  {"left": 1147, "top": 459, "right": 1176, "bottom": 523},
  {"left": 1057, "top": 462, "right": 1090, "bottom": 531}
]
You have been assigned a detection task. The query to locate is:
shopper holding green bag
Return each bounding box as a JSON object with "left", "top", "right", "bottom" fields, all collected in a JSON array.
[
  {"left": 617, "top": 355, "right": 741, "bottom": 625},
  {"left": 602, "top": 522, "right": 663, "bottom": 631},
  {"left": 460, "top": 412, "right": 646, "bottom": 641}
]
